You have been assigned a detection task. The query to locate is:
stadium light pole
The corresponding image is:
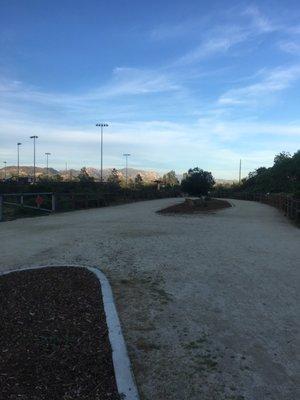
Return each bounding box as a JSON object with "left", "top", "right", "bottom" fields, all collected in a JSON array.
[
  {"left": 17, "top": 142, "right": 22, "bottom": 180},
  {"left": 96, "top": 123, "right": 108, "bottom": 182},
  {"left": 30, "top": 135, "right": 38, "bottom": 183},
  {"left": 3, "top": 161, "right": 7, "bottom": 180},
  {"left": 123, "top": 153, "right": 131, "bottom": 187},
  {"left": 45, "top": 152, "right": 51, "bottom": 176}
]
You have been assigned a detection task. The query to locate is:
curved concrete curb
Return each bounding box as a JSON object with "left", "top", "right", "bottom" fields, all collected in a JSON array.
[
  {"left": 0, "top": 265, "right": 139, "bottom": 400},
  {"left": 88, "top": 266, "right": 139, "bottom": 400}
]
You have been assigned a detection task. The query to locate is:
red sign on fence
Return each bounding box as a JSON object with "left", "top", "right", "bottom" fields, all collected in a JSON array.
[{"left": 36, "top": 195, "right": 44, "bottom": 206}]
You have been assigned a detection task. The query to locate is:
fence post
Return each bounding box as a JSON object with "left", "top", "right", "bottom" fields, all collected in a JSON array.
[
  {"left": 296, "top": 201, "right": 300, "bottom": 224},
  {"left": 0, "top": 195, "right": 3, "bottom": 222},
  {"left": 71, "top": 193, "right": 75, "bottom": 209},
  {"left": 51, "top": 194, "right": 56, "bottom": 212}
]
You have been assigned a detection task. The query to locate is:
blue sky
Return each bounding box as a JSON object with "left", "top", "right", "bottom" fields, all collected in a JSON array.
[{"left": 0, "top": 0, "right": 300, "bottom": 178}]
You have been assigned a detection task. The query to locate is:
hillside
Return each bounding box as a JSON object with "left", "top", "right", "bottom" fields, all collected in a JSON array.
[
  {"left": 0, "top": 165, "right": 238, "bottom": 185},
  {"left": 0, "top": 165, "right": 161, "bottom": 183}
]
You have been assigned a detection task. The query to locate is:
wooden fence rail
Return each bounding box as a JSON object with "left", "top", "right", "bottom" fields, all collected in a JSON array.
[
  {"left": 0, "top": 192, "right": 55, "bottom": 222},
  {"left": 0, "top": 188, "right": 181, "bottom": 221},
  {"left": 213, "top": 191, "right": 300, "bottom": 223}
]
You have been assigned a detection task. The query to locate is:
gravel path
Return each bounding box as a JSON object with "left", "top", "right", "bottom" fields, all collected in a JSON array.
[{"left": 0, "top": 198, "right": 299, "bottom": 400}]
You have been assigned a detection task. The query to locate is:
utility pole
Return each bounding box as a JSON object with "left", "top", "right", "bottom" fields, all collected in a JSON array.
[
  {"left": 17, "top": 143, "right": 22, "bottom": 180},
  {"left": 239, "top": 159, "right": 242, "bottom": 184},
  {"left": 30, "top": 135, "right": 38, "bottom": 183},
  {"left": 96, "top": 123, "right": 109, "bottom": 182},
  {"left": 45, "top": 153, "right": 51, "bottom": 176},
  {"left": 123, "top": 153, "right": 131, "bottom": 186},
  {"left": 65, "top": 162, "right": 68, "bottom": 181}
]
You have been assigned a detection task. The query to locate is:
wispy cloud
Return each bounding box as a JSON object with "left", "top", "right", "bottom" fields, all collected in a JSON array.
[
  {"left": 1, "top": 103, "right": 299, "bottom": 179},
  {"left": 218, "top": 65, "right": 300, "bottom": 106},
  {"left": 243, "top": 5, "right": 277, "bottom": 33},
  {"left": 0, "top": 67, "right": 181, "bottom": 110},
  {"left": 1, "top": 4, "right": 300, "bottom": 178},
  {"left": 151, "top": 5, "right": 280, "bottom": 68},
  {"left": 175, "top": 30, "right": 247, "bottom": 66},
  {"left": 94, "top": 67, "right": 180, "bottom": 97},
  {"left": 278, "top": 41, "right": 300, "bottom": 55}
]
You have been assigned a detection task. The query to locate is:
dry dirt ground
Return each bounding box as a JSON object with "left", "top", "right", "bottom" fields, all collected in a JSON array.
[{"left": 0, "top": 198, "right": 299, "bottom": 400}]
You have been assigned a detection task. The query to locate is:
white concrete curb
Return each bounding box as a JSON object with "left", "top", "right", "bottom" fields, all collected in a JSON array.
[{"left": 0, "top": 265, "right": 140, "bottom": 400}]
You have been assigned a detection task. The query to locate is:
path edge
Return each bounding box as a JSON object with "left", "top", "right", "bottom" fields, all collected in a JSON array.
[{"left": 0, "top": 264, "right": 140, "bottom": 400}]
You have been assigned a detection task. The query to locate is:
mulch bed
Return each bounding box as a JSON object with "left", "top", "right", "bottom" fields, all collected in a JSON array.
[
  {"left": 158, "top": 198, "right": 232, "bottom": 214},
  {"left": 0, "top": 267, "right": 120, "bottom": 400}
]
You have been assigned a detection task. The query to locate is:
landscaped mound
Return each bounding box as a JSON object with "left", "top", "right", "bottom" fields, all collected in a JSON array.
[
  {"left": 158, "top": 198, "right": 232, "bottom": 214},
  {"left": 0, "top": 267, "right": 120, "bottom": 400}
]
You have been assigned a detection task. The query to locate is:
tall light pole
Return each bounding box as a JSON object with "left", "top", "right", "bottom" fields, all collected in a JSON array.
[
  {"left": 3, "top": 161, "right": 7, "bottom": 180},
  {"left": 123, "top": 153, "right": 131, "bottom": 187},
  {"left": 239, "top": 159, "right": 242, "bottom": 184},
  {"left": 96, "top": 123, "right": 108, "bottom": 182},
  {"left": 30, "top": 135, "right": 38, "bottom": 183},
  {"left": 45, "top": 152, "right": 51, "bottom": 177},
  {"left": 17, "top": 142, "right": 22, "bottom": 180}
]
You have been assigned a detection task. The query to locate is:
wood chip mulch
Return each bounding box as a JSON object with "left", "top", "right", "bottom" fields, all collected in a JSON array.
[
  {"left": 0, "top": 267, "right": 121, "bottom": 400},
  {"left": 158, "top": 198, "right": 232, "bottom": 214}
]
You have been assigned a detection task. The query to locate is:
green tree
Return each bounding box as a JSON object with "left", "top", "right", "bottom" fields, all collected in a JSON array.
[
  {"left": 162, "top": 170, "right": 179, "bottom": 186},
  {"left": 38, "top": 173, "right": 63, "bottom": 182},
  {"left": 274, "top": 151, "right": 291, "bottom": 166},
  {"left": 107, "top": 168, "right": 121, "bottom": 186},
  {"left": 78, "top": 167, "right": 94, "bottom": 183},
  {"left": 233, "top": 150, "right": 299, "bottom": 195},
  {"left": 134, "top": 173, "right": 143, "bottom": 188},
  {"left": 52, "top": 174, "right": 64, "bottom": 182},
  {"left": 181, "top": 167, "right": 215, "bottom": 196}
]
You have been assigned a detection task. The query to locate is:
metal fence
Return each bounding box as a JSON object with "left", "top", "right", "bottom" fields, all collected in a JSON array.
[
  {"left": 213, "top": 191, "right": 300, "bottom": 223},
  {"left": 0, "top": 192, "right": 55, "bottom": 221},
  {"left": 0, "top": 188, "right": 181, "bottom": 221}
]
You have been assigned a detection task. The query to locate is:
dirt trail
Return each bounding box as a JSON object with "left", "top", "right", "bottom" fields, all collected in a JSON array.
[{"left": 0, "top": 198, "right": 299, "bottom": 400}]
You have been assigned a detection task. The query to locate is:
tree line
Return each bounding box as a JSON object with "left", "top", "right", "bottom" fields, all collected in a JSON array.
[
  {"left": 213, "top": 151, "right": 299, "bottom": 197},
  {"left": 2, "top": 150, "right": 298, "bottom": 198}
]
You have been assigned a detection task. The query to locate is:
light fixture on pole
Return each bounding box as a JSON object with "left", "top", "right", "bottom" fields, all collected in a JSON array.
[
  {"left": 96, "top": 123, "right": 109, "bottom": 182},
  {"left": 30, "top": 135, "right": 38, "bottom": 183},
  {"left": 3, "top": 161, "right": 7, "bottom": 180},
  {"left": 123, "top": 153, "right": 131, "bottom": 186},
  {"left": 45, "top": 153, "right": 51, "bottom": 177},
  {"left": 17, "top": 143, "right": 22, "bottom": 180}
]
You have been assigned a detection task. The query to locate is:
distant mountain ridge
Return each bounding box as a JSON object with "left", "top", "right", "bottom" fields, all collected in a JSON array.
[
  {"left": 1, "top": 165, "right": 238, "bottom": 184},
  {"left": 0, "top": 165, "right": 161, "bottom": 183}
]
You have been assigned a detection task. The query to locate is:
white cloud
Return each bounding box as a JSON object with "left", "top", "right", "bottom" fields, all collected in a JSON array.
[
  {"left": 95, "top": 67, "right": 180, "bottom": 96},
  {"left": 243, "top": 5, "right": 276, "bottom": 33},
  {"left": 278, "top": 41, "right": 300, "bottom": 55},
  {"left": 1, "top": 106, "right": 299, "bottom": 178},
  {"left": 1, "top": 4, "right": 300, "bottom": 178},
  {"left": 219, "top": 65, "right": 300, "bottom": 106},
  {"left": 176, "top": 34, "right": 245, "bottom": 66},
  {"left": 152, "top": 5, "right": 280, "bottom": 68},
  {"left": 0, "top": 67, "right": 181, "bottom": 111}
]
